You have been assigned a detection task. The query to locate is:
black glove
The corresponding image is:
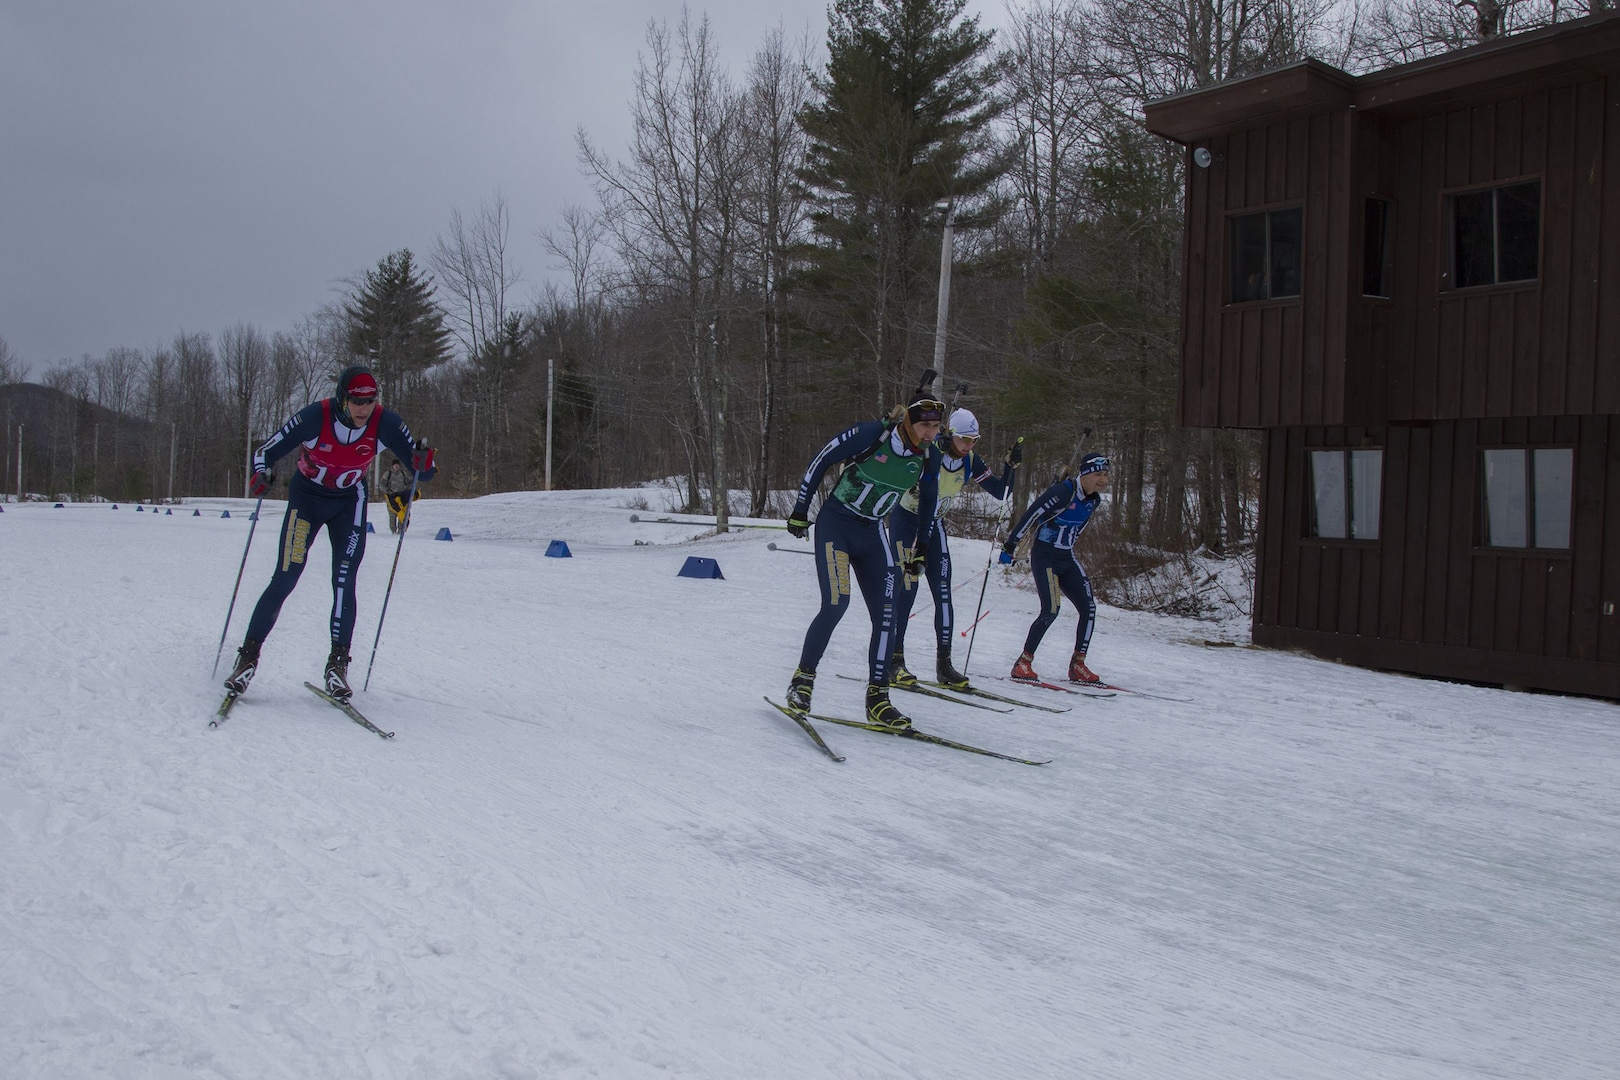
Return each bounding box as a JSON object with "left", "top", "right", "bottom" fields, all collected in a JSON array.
[
  {"left": 248, "top": 468, "right": 272, "bottom": 497},
  {"left": 999, "top": 540, "right": 1017, "bottom": 565},
  {"left": 1004, "top": 439, "right": 1023, "bottom": 467},
  {"left": 786, "top": 512, "right": 811, "bottom": 540},
  {"left": 902, "top": 542, "right": 928, "bottom": 582}
]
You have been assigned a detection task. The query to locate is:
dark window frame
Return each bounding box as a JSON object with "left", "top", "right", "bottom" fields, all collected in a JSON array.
[
  {"left": 1362, "top": 198, "right": 1393, "bottom": 299},
  {"left": 1476, "top": 445, "right": 1575, "bottom": 552},
  {"left": 1444, "top": 178, "right": 1542, "bottom": 291},
  {"left": 1227, "top": 204, "right": 1304, "bottom": 305},
  {"left": 1306, "top": 447, "right": 1383, "bottom": 543}
]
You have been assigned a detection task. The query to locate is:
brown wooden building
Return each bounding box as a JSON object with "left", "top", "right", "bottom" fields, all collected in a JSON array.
[{"left": 1144, "top": 15, "right": 1620, "bottom": 699}]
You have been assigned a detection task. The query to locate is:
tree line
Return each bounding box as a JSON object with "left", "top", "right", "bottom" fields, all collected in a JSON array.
[{"left": 3, "top": 0, "right": 1601, "bottom": 558}]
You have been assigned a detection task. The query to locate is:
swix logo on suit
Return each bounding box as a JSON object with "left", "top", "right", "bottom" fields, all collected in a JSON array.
[{"left": 297, "top": 400, "right": 380, "bottom": 491}]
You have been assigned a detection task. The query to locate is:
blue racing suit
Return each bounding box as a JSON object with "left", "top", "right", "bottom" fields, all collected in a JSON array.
[
  {"left": 888, "top": 444, "right": 1014, "bottom": 658},
  {"left": 1004, "top": 476, "right": 1102, "bottom": 658}
]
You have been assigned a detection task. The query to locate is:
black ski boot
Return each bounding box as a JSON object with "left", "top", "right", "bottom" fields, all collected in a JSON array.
[
  {"left": 935, "top": 652, "right": 970, "bottom": 690},
  {"left": 865, "top": 684, "right": 912, "bottom": 731},
  {"left": 786, "top": 668, "right": 815, "bottom": 713},
  {"left": 889, "top": 648, "right": 919, "bottom": 688},
  {"left": 324, "top": 644, "right": 354, "bottom": 701},
  {"left": 224, "top": 638, "right": 261, "bottom": 695}
]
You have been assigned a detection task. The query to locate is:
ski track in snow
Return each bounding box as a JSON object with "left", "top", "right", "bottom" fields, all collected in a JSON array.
[{"left": 1, "top": 491, "right": 1617, "bottom": 1079}]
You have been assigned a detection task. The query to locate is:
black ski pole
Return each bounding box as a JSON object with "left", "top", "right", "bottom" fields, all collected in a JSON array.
[
  {"left": 363, "top": 469, "right": 422, "bottom": 691},
  {"left": 1065, "top": 425, "right": 1096, "bottom": 476},
  {"left": 212, "top": 495, "right": 266, "bottom": 677},
  {"left": 962, "top": 438, "right": 1021, "bottom": 675}
]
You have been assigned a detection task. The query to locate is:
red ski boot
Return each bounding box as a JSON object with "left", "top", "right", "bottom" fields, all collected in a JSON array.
[
  {"left": 1068, "top": 652, "right": 1102, "bottom": 685},
  {"left": 1010, "top": 652, "right": 1038, "bottom": 682}
]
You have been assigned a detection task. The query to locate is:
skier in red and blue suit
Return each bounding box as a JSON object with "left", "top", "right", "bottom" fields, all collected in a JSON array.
[
  {"left": 999, "top": 451, "right": 1110, "bottom": 686},
  {"left": 223, "top": 366, "right": 436, "bottom": 701}
]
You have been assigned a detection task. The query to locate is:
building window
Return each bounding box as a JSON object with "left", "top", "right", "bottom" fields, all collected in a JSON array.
[
  {"left": 1449, "top": 180, "right": 1540, "bottom": 288},
  {"left": 1480, "top": 447, "right": 1573, "bottom": 549},
  {"left": 1230, "top": 207, "right": 1302, "bottom": 303},
  {"left": 1362, "top": 199, "right": 1392, "bottom": 298},
  {"left": 1310, "top": 449, "right": 1382, "bottom": 540}
]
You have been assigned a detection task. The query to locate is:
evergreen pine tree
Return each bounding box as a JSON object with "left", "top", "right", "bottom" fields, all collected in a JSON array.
[
  {"left": 797, "top": 0, "right": 1006, "bottom": 401},
  {"left": 345, "top": 250, "right": 453, "bottom": 402}
]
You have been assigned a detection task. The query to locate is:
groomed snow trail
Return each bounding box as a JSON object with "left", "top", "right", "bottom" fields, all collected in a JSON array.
[{"left": 2, "top": 492, "right": 1616, "bottom": 1079}]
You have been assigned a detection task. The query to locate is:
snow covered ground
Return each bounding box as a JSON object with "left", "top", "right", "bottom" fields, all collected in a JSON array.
[{"left": 2, "top": 489, "right": 1617, "bottom": 1080}]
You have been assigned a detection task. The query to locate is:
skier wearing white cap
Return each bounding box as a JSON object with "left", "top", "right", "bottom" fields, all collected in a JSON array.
[{"left": 887, "top": 406, "right": 1018, "bottom": 689}]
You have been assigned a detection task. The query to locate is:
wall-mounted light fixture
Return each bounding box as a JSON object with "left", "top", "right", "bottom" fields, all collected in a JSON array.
[{"left": 1193, "top": 146, "right": 1215, "bottom": 169}]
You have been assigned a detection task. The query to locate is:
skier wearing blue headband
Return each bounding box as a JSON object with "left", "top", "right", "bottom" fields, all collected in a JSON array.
[{"left": 999, "top": 451, "right": 1111, "bottom": 686}]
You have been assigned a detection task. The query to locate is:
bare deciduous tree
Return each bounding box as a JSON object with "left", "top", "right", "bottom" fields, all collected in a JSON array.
[
  {"left": 1003, "top": 0, "right": 1099, "bottom": 271},
  {"left": 93, "top": 346, "right": 142, "bottom": 477},
  {"left": 432, "top": 193, "right": 521, "bottom": 366},
  {"left": 0, "top": 333, "right": 25, "bottom": 385},
  {"left": 1089, "top": 0, "right": 1341, "bottom": 106},
  {"left": 580, "top": 8, "right": 747, "bottom": 524},
  {"left": 42, "top": 358, "right": 93, "bottom": 494},
  {"left": 288, "top": 308, "right": 344, "bottom": 404},
  {"left": 739, "top": 24, "right": 813, "bottom": 515},
  {"left": 434, "top": 194, "right": 527, "bottom": 485},
  {"left": 218, "top": 323, "right": 271, "bottom": 495},
  {"left": 541, "top": 203, "right": 608, "bottom": 318},
  {"left": 1348, "top": 0, "right": 1600, "bottom": 69}
]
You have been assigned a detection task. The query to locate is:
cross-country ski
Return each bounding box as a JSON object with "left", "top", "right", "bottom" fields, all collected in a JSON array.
[{"left": 808, "top": 713, "right": 1052, "bottom": 766}]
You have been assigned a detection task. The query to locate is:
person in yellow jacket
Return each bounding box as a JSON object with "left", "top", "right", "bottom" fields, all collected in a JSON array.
[{"left": 382, "top": 457, "right": 416, "bottom": 534}]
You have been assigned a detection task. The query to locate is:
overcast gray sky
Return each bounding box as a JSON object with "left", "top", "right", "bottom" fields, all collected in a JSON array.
[{"left": 1, "top": 0, "right": 1007, "bottom": 380}]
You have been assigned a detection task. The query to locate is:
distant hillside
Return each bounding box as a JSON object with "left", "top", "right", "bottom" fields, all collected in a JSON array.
[{"left": 1, "top": 382, "right": 157, "bottom": 492}]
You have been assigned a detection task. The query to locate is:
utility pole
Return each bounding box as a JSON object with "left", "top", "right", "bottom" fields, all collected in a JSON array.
[
  {"left": 15, "top": 424, "right": 21, "bottom": 501},
  {"left": 545, "top": 357, "right": 554, "bottom": 492},
  {"left": 932, "top": 201, "right": 955, "bottom": 387},
  {"left": 168, "top": 422, "right": 177, "bottom": 503},
  {"left": 243, "top": 396, "right": 253, "bottom": 498}
]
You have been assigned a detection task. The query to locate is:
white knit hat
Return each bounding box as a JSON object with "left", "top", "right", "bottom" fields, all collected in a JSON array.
[{"left": 947, "top": 408, "right": 980, "bottom": 439}]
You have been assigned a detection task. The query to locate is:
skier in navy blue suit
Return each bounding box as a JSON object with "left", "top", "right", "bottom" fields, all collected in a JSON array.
[
  {"left": 1000, "top": 451, "right": 1111, "bottom": 686},
  {"left": 887, "top": 407, "right": 1017, "bottom": 690},
  {"left": 223, "top": 365, "right": 436, "bottom": 701},
  {"left": 783, "top": 387, "right": 944, "bottom": 730}
]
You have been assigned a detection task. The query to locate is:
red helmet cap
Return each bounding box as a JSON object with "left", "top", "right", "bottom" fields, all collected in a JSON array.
[{"left": 344, "top": 371, "right": 379, "bottom": 401}]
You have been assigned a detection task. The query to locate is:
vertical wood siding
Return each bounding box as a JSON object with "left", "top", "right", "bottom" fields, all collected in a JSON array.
[
  {"left": 1182, "top": 76, "right": 1620, "bottom": 428},
  {"left": 1258, "top": 419, "right": 1620, "bottom": 688}
]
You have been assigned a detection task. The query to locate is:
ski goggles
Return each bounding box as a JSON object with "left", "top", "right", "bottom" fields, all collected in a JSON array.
[{"left": 906, "top": 398, "right": 946, "bottom": 424}]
